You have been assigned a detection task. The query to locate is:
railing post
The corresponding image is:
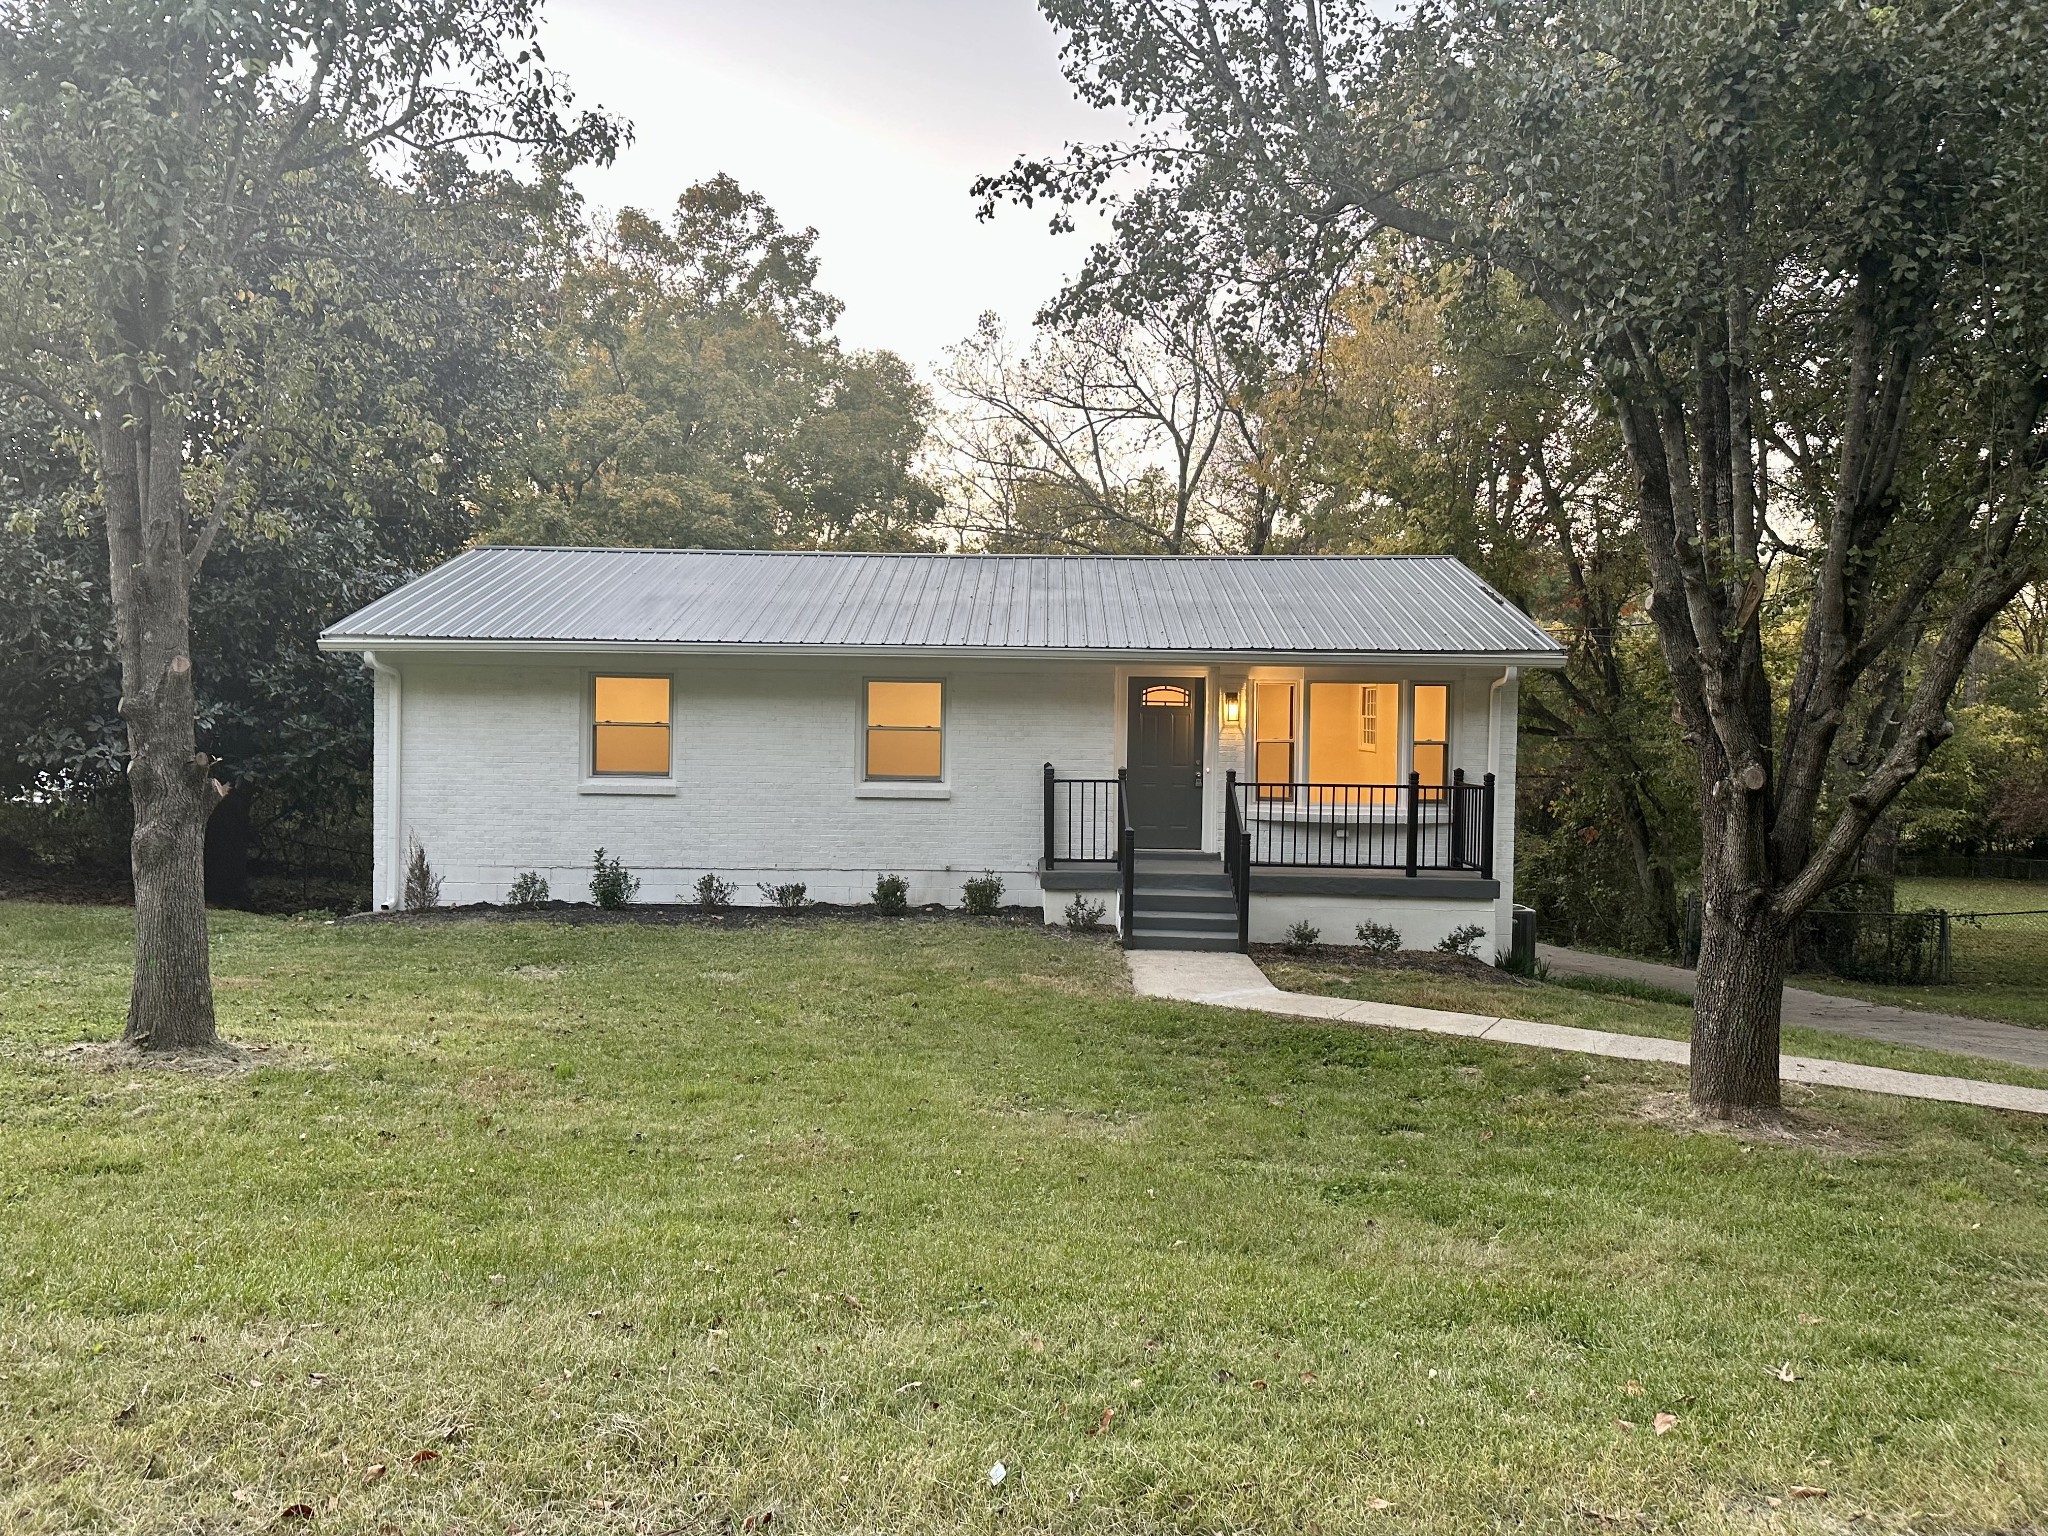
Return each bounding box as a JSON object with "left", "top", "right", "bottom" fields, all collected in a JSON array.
[
  {"left": 1405, "top": 771, "right": 1421, "bottom": 877},
  {"left": 1450, "top": 768, "right": 1467, "bottom": 869},
  {"left": 1042, "top": 762, "right": 1055, "bottom": 868},
  {"left": 1481, "top": 771, "right": 1496, "bottom": 881},
  {"left": 1118, "top": 768, "right": 1135, "bottom": 948}
]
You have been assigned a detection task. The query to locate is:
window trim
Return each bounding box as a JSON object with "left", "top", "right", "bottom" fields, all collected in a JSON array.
[
  {"left": 861, "top": 676, "right": 947, "bottom": 786},
  {"left": 1251, "top": 680, "right": 1298, "bottom": 800},
  {"left": 580, "top": 670, "right": 678, "bottom": 793}
]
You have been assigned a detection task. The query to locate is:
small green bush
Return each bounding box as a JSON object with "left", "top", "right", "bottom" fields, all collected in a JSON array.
[
  {"left": 872, "top": 873, "right": 910, "bottom": 914},
  {"left": 693, "top": 873, "right": 737, "bottom": 911},
  {"left": 506, "top": 870, "right": 550, "bottom": 907},
  {"left": 1354, "top": 919, "right": 1402, "bottom": 956},
  {"left": 1063, "top": 892, "right": 1108, "bottom": 931},
  {"left": 589, "top": 848, "right": 640, "bottom": 909},
  {"left": 757, "top": 881, "right": 810, "bottom": 912},
  {"left": 1437, "top": 922, "right": 1488, "bottom": 959},
  {"left": 961, "top": 871, "right": 1005, "bottom": 916},
  {"left": 1283, "top": 919, "right": 1320, "bottom": 953},
  {"left": 403, "top": 840, "right": 442, "bottom": 912}
]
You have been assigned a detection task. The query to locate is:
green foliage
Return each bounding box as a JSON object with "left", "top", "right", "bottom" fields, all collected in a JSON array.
[
  {"left": 757, "top": 881, "right": 810, "bottom": 913},
  {"left": 506, "top": 871, "right": 550, "bottom": 908},
  {"left": 871, "top": 873, "right": 910, "bottom": 915},
  {"left": 589, "top": 848, "right": 639, "bottom": 910},
  {"left": 403, "top": 842, "right": 442, "bottom": 913},
  {"left": 1437, "top": 924, "right": 1488, "bottom": 960},
  {"left": 480, "top": 176, "right": 939, "bottom": 551},
  {"left": 1062, "top": 892, "right": 1109, "bottom": 931},
  {"left": 1283, "top": 920, "right": 1320, "bottom": 953},
  {"left": 960, "top": 871, "right": 1006, "bottom": 916},
  {"left": 1353, "top": 920, "right": 1402, "bottom": 956},
  {"left": 693, "top": 873, "right": 737, "bottom": 912}
]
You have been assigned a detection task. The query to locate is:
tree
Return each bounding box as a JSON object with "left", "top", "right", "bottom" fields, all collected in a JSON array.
[
  {"left": 982, "top": 0, "right": 2048, "bottom": 1113},
  {"left": 0, "top": 0, "right": 621, "bottom": 1050},
  {"left": 482, "top": 176, "right": 940, "bottom": 550}
]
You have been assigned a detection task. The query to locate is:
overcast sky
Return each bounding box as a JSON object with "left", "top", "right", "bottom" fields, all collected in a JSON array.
[{"left": 538, "top": 0, "right": 1123, "bottom": 376}]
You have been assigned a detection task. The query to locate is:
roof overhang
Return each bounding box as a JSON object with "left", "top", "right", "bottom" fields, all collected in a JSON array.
[{"left": 318, "top": 635, "right": 1567, "bottom": 668}]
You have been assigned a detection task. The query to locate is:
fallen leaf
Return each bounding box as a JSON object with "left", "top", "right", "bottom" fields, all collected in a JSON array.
[
  {"left": 840, "top": 1293, "right": 865, "bottom": 1312},
  {"left": 1797, "top": 1312, "right": 1823, "bottom": 1325},
  {"left": 112, "top": 1403, "right": 138, "bottom": 1425},
  {"left": 362, "top": 1464, "right": 387, "bottom": 1483},
  {"left": 1365, "top": 1497, "right": 1394, "bottom": 1512},
  {"left": 281, "top": 1504, "right": 315, "bottom": 1521},
  {"left": 1251, "top": 1379, "right": 1268, "bottom": 1391},
  {"left": 1300, "top": 1370, "right": 1318, "bottom": 1383},
  {"left": 306, "top": 1373, "right": 328, "bottom": 1388},
  {"left": 1652, "top": 1412, "right": 1679, "bottom": 1435},
  {"left": 1788, "top": 1485, "right": 1828, "bottom": 1500},
  {"left": 407, "top": 1449, "right": 440, "bottom": 1469},
  {"left": 1622, "top": 1379, "right": 1644, "bottom": 1397},
  {"left": 231, "top": 1490, "right": 255, "bottom": 1507},
  {"left": 1616, "top": 1419, "right": 1637, "bottom": 1432},
  {"left": 1526, "top": 1388, "right": 1543, "bottom": 1402},
  {"left": 1769, "top": 1362, "right": 1801, "bottom": 1383},
  {"left": 1087, "top": 1407, "right": 1115, "bottom": 1436}
]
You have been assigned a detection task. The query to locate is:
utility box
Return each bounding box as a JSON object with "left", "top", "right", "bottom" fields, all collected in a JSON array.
[{"left": 1510, "top": 904, "right": 1537, "bottom": 970}]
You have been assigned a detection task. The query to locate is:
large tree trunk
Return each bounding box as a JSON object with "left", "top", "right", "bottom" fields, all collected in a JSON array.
[
  {"left": 1690, "top": 855, "right": 1786, "bottom": 1115},
  {"left": 102, "top": 391, "right": 222, "bottom": 1051}
]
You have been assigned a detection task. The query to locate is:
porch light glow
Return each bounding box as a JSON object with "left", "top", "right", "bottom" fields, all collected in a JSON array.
[{"left": 1221, "top": 689, "right": 1242, "bottom": 726}]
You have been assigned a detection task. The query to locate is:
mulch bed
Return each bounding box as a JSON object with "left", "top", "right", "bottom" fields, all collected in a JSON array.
[
  {"left": 1250, "top": 942, "right": 1532, "bottom": 985},
  {"left": 344, "top": 901, "right": 1067, "bottom": 931}
]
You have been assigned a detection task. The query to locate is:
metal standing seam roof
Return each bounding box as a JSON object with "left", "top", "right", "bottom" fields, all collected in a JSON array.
[{"left": 318, "top": 547, "right": 1566, "bottom": 661}]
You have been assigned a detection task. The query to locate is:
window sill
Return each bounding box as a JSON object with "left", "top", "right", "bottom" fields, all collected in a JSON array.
[
  {"left": 579, "top": 779, "right": 680, "bottom": 796},
  {"left": 855, "top": 782, "right": 952, "bottom": 800}
]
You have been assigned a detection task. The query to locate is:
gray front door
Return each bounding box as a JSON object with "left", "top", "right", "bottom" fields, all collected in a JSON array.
[{"left": 1127, "top": 677, "right": 1205, "bottom": 849}]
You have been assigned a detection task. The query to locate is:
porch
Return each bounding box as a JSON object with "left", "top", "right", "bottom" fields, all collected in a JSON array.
[{"left": 1040, "top": 767, "right": 1498, "bottom": 952}]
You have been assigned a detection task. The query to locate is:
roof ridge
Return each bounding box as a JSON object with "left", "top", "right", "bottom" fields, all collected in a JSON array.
[{"left": 463, "top": 545, "right": 1456, "bottom": 561}]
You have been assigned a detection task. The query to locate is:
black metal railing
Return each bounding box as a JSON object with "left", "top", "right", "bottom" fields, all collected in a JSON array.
[
  {"left": 1042, "top": 763, "right": 1121, "bottom": 866},
  {"left": 1224, "top": 770, "right": 1251, "bottom": 950},
  {"left": 1117, "top": 768, "right": 1136, "bottom": 948},
  {"left": 1231, "top": 771, "right": 1495, "bottom": 877}
]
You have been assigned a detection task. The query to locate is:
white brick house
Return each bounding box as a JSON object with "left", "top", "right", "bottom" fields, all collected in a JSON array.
[{"left": 320, "top": 548, "right": 1564, "bottom": 954}]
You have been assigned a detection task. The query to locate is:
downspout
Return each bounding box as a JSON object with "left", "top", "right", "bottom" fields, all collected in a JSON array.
[
  {"left": 1490, "top": 667, "right": 1518, "bottom": 934},
  {"left": 363, "top": 651, "right": 401, "bottom": 911}
]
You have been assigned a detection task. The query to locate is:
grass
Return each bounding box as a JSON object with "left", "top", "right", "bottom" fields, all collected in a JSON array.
[
  {"left": 2, "top": 904, "right": 2047, "bottom": 1534},
  {"left": 1792, "top": 877, "right": 2048, "bottom": 1030},
  {"left": 1266, "top": 959, "right": 2048, "bottom": 1092}
]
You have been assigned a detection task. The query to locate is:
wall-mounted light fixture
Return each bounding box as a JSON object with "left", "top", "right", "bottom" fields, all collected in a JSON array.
[{"left": 1221, "top": 689, "right": 1243, "bottom": 727}]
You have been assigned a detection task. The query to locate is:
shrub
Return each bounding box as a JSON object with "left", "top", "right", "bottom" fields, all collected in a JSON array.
[
  {"left": 872, "top": 873, "right": 910, "bottom": 914},
  {"left": 589, "top": 848, "right": 640, "bottom": 909},
  {"left": 692, "top": 872, "right": 737, "bottom": 911},
  {"left": 961, "top": 871, "right": 1005, "bottom": 915},
  {"left": 1283, "top": 919, "right": 1320, "bottom": 953},
  {"left": 1354, "top": 919, "right": 1402, "bottom": 956},
  {"left": 403, "top": 840, "right": 442, "bottom": 912},
  {"left": 1437, "top": 922, "right": 1488, "bottom": 959},
  {"left": 1063, "top": 892, "right": 1108, "bottom": 931},
  {"left": 506, "top": 870, "right": 550, "bottom": 908},
  {"left": 757, "top": 881, "right": 810, "bottom": 912}
]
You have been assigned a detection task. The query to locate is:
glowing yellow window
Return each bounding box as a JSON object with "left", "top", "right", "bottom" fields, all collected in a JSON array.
[
  {"left": 865, "top": 680, "right": 943, "bottom": 780},
  {"left": 1252, "top": 682, "right": 1296, "bottom": 799},
  {"left": 592, "top": 675, "right": 671, "bottom": 776},
  {"left": 1413, "top": 683, "right": 1450, "bottom": 796},
  {"left": 1308, "top": 682, "right": 1399, "bottom": 794}
]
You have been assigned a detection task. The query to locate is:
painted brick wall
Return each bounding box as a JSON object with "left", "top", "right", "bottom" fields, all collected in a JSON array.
[{"left": 385, "top": 655, "right": 1117, "bottom": 907}]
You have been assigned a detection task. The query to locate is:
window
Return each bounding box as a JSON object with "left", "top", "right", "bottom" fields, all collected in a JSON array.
[
  {"left": 1307, "top": 682, "right": 1399, "bottom": 791},
  {"left": 592, "top": 675, "right": 671, "bottom": 776},
  {"left": 1139, "top": 683, "right": 1191, "bottom": 707},
  {"left": 1252, "top": 682, "right": 1296, "bottom": 799},
  {"left": 1413, "top": 683, "right": 1450, "bottom": 798},
  {"left": 865, "top": 680, "right": 943, "bottom": 780}
]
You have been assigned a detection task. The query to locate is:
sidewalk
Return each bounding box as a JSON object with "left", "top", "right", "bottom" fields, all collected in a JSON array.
[
  {"left": 1127, "top": 950, "right": 2048, "bottom": 1117},
  {"left": 1537, "top": 944, "right": 2048, "bottom": 1073}
]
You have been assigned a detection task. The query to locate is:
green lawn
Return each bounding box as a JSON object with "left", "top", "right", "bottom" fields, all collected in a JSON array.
[
  {"left": 4, "top": 905, "right": 2048, "bottom": 1534},
  {"left": 1795, "top": 877, "right": 2048, "bottom": 1029}
]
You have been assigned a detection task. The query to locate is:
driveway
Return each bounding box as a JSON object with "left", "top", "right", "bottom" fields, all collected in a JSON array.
[{"left": 1538, "top": 944, "right": 2048, "bottom": 1072}]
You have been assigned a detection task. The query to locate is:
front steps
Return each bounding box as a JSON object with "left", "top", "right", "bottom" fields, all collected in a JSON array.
[{"left": 1125, "top": 850, "right": 1240, "bottom": 952}]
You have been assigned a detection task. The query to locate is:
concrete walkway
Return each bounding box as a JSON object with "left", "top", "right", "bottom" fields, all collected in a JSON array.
[
  {"left": 1538, "top": 944, "right": 2048, "bottom": 1073},
  {"left": 1128, "top": 950, "right": 2048, "bottom": 1117}
]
